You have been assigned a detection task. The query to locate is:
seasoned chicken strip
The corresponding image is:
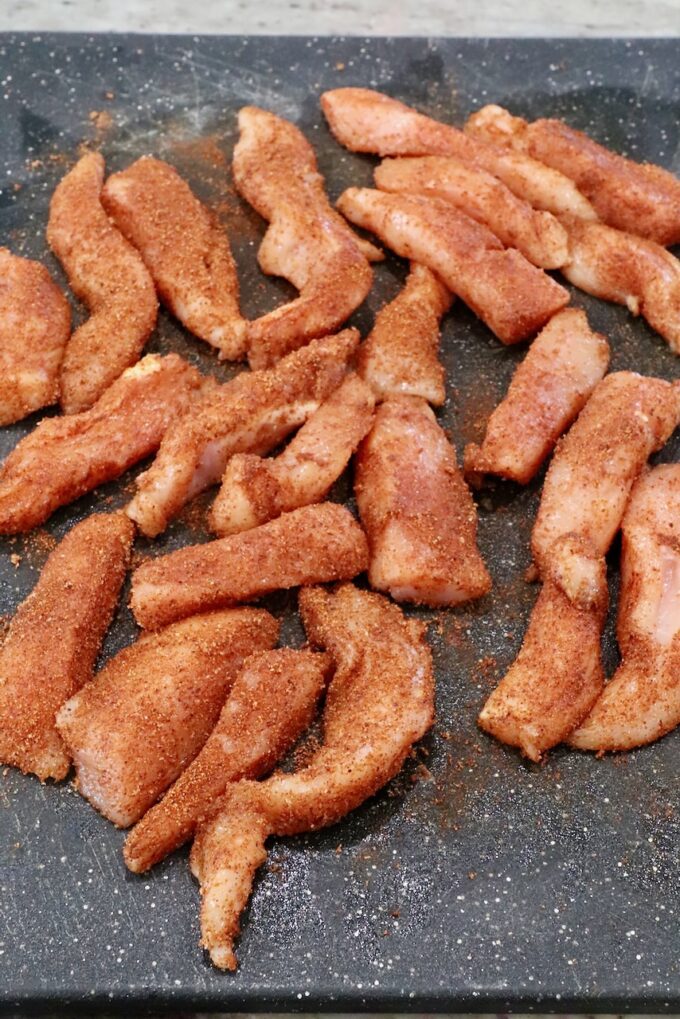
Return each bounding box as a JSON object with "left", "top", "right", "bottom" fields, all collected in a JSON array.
[
  {"left": 0, "top": 248, "right": 71, "bottom": 425},
  {"left": 233, "top": 106, "right": 372, "bottom": 369},
  {"left": 124, "top": 648, "right": 330, "bottom": 873},
  {"left": 190, "top": 583, "right": 434, "bottom": 969},
  {"left": 337, "top": 188, "right": 569, "bottom": 344},
  {"left": 101, "top": 156, "right": 246, "bottom": 359},
  {"left": 127, "top": 329, "right": 359, "bottom": 538},
  {"left": 321, "top": 88, "right": 596, "bottom": 220},
  {"left": 571, "top": 465, "right": 680, "bottom": 751},
  {"left": 131, "top": 502, "right": 369, "bottom": 630},
  {"left": 56, "top": 608, "right": 278, "bottom": 827},
  {"left": 355, "top": 395, "right": 491, "bottom": 606},
  {"left": 357, "top": 262, "right": 451, "bottom": 405},
  {"left": 464, "top": 308, "right": 610, "bottom": 485},
  {"left": 0, "top": 353, "right": 203, "bottom": 535},
  {"left": 210, "top": 373, "right": 375, "bottom": 535},
  {"left": 0, "top": 513, "right": 133, "bottom": 781},
  {"left": 47, "top": 152, "right": 158, "bottom": 414},
  {"left": 375, "top": 157, "right": 568, "bottom": 269}
]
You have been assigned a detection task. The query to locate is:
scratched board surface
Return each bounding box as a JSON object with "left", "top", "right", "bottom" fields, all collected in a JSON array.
[{"left": 0, "top": 34, "right": 678, "bottom": 1014}]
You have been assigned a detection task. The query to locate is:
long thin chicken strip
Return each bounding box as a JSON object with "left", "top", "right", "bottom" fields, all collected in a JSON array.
[
  {"left": 124, "top": 648, "right": 331, "bottom": 873},
  {"left": 190, "top": 583, "right": 434, "bottom": 970},
  {"left": 357, "top": 262, "right": 451, "bottom": 405},
  {"left": 355, "top": 395, "right": 491, "bottom": 606},
  {"left": 0, "top": 513, "right": 133, "bottom": 781},
  {"left": 233, "top": 106, "right": 372, "bottom": 369},
  {"left": 0, "top": 248, "right": 71, "bottom": 425},
  {"left": 55, "top": 608, "right": 279, "bottom": 827},
  {"left": 464, "top": 308, "right": 610, "bottom": 485},
  {"left": 209, "top": 373, "right": 375, "bottom": 536},
  {"left": 321, "top": 88, "right": 596, "bottom": 220},
  {"left": 570, "top": 465, "right": 680, "bottom": 751},
  {"left": 0, "top": 353, "right": 203, "bottom": 535},
  {"left": 130, "top": 502, "right": 369, "bottom": 630},
  {"left": 336, "top": 188, "right": 569, "bottom": 344},
  {"left": 47, "top": 151, "right": 158, "bottom": 414},
  {"left": 127, "top": 328, "right": 359, "bottom": 538},
  {"left": 375, "top": 157, "right": 568, "bottom": 269},
  {"left": 102, "top": 156, "right": 246, "bottom": 359},
  {"left": 465, "top": 105, "right": 680, "bottom": 246}
]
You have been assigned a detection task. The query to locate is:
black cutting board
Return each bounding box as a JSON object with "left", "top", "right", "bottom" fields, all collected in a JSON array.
[{"left": 0, "top": 34, "right": 678, "bottom": 1015}]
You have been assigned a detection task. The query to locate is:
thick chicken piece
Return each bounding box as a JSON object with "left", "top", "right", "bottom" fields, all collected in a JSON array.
[
  {"left": 190, "top": 583, "right": 434, "bottom": 969},
  {"left": 357, "top": 262, "right": 451, "bottom": 405},
  {"left": 0, "top": 248, "right": 71, "bottom": 425},
  {"left": 127, "top": 329, "right": 359, "bottom": 538},
  {"left": 102, "top": 156, "right": 246, "bottom": 359},
  {"left": 233, "top": 106, "right": 372, "bottom": 369},
  {"left": 124, "top": 648, "right": 330, "bottom": 873},
  {"left": 465, "top": 105, "right": 680, "bottom": 246},
  {"left": 355, "top": 395, "right": 490, "bottom": 606},
  {"left": 464, "top": 308, "right": 610, "bottom": 485},
  {"left": 570, "top": 465, "right": 680, "bottom": 751},
  {"left": 0, "top": 353, "right": 203, "bottom": 535},
  {"left": 375, "top": 157, "right": 568, "bottom": 269},
  {"left": 337, "top": 188, "right": 569, "bottom": 344},
  {"left": 130, "top": 502, "right": 369, "bottom": 630},
  {"left": 0, "top": 513, "right": 133, "bottom": 781},
  {"left": 209, "top": 373, "right": 375, "bottom": 536},
  {"left": 55, "top": 608, "right": 278, "bottom": 827},
  {"left": 47, "top": 152, "right": 158, "bottom": 414},
  {"left": 321, "top": 88, "right": 596, "bottom": 220}
]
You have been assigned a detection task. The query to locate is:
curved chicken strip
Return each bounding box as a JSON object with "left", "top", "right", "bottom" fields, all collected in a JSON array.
[
  {"left": 127, "top": 329, "right": 359, "bottom": 538},
  {"left": 130, "top": 502, "right": 369, "bottom": 630},
  {"left": 337, "top": 188, "right": 568, "bottom": 344},
  {"left": 464, "top": 308, "right": 610, "bottom": 485},
  {"left": 209, "top": 373, "right": 375, "bottom": 535},
  {"left": 321, "top": 88, "right": 596, "bottom": 220},
  {"left": 0, "top": 353, "right": 203, "bottom": 535},
  {"left": 357, "top": 262, "right": 451, "bottom": 405},
  {"left": 375, "top": 157, "right": 568, "bottom": 269},
  {"left": 233, "top": 106, "right": 372, "bottom": 369},
  {"left": 571, "top": 465, "right": 680, "bottom": 751},
  {"left": 0, "top": 248, "right": 71, "bottom": 425},
  {"left": 190, "top": 582, "right": 434, "bottom": 969},
  {"left": 47, "top": 151, "right": 158, "bottom": 414},
  {"left": 102, "top": 156, "right": 246, "bottom": 359},
  {"left": 356, "top": 395, "right": 490, "bottom": 605},
  {"left": 124, "top": 648, "right": 330, "bottom": 873},
  {"left": 0, "top": 513, "right": 133, "bottom": 781},
  {"left": 55, "top": 608, "right": 279, "bottom": 827}
]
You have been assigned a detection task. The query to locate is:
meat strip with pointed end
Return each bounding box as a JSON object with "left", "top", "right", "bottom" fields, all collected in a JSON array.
[
  {"left": 321, "top": 88, "right": 596, "bottom": 220},
  {"left": 190, "top": 583, "right": 434, "bottom": 970},
  {"left": 124, "top": 648, "right": 330, "bottom": 873},
  {"left": 465, "top": 104, "right": 680, "bottom": 246},
  {"left": 130, "top": 502, "right": 369, "bottom": 631},
  {"left": 0, "top": 248, "right": 71, "bottom": 425},
  {"left": 357, "top": 262, "right": 451, "bottom": 406},
  {"left": 56, "top": 608, "right": 278, "bottom": 828},
  {"left": 47, "top": 152, "right": 158, "bottom": 414},
  {"left": 102, "top": 156, "right": 246, "bottom": 360},
  {"left": 0, "top": 513, "right": 133, "bottom": 782},
  {"left": 570, "top": 465, "right": 680, "bottom": 752},
  {"left": 127, "top": 328, "right": 359, "bottom": 538},
  {"left": 336, "top": 188, "right": 569, "bottom": 345},
  {"left": 355, "top": 395, "right": 490, "bottom": 606},
  {"left": 210, "top": 373, "right": 375, "bottom": 536},
  {"left": 0, "top": 353, "right": 203, "bottom": 535},
  {"left": 464, "top": 308, "right": 610, "bottom": 486},
  {"left": 375, "top": 157, "right": 568, "bottom": 269},
  {"left": 233, "top": 106, "right": 372, "bottom": 369}
]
